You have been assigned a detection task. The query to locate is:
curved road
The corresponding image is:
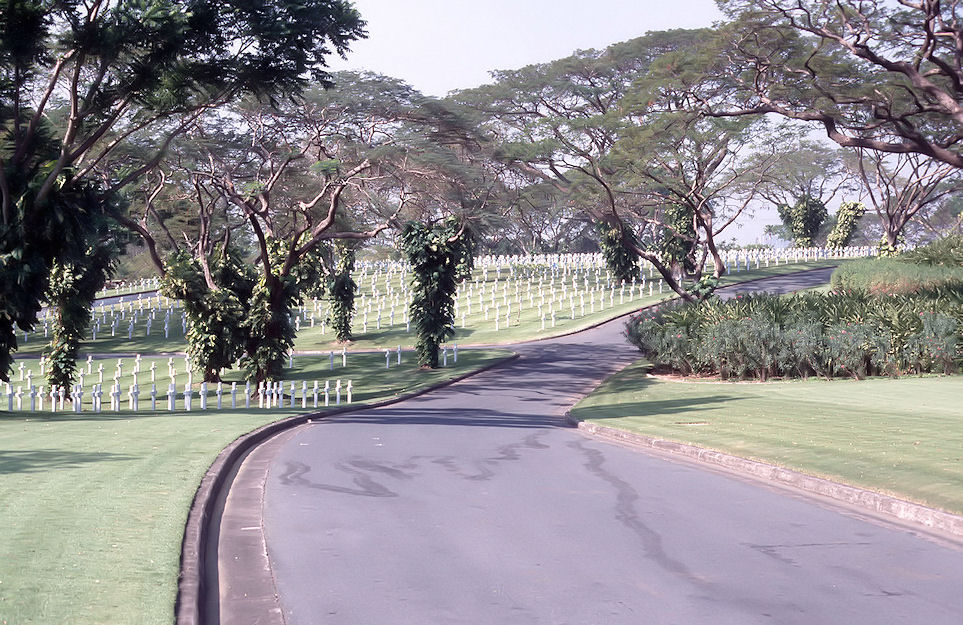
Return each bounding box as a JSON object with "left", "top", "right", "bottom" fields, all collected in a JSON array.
[{"left": 216, "top": 268, "right": 963, "bottom": 624}]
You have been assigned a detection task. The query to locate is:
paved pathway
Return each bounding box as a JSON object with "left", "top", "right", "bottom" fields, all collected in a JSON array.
[{"left": 217, "top": 268, "right": 963, "bottom": 624}]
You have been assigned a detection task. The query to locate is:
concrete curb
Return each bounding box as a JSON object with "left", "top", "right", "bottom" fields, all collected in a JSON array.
[
  {"left": 174, "top": 352, "right": 520, "bottom": 625},
  {"left": 570, "top": 418, "right": 963, "bottom": 540}
]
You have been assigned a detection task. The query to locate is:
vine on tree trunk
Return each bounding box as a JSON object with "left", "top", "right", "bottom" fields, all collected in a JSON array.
[{"left": 401, "top": 218, "right": 475, "bottom": 368}]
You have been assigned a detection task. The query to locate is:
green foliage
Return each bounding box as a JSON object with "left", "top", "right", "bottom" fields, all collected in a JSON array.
[
  {"left": 597, "top": 223, "right": 640, "bottom": 284},
  {"left": 45, "top": 243, "right": 118, "bottom": 393},
  {"left": 777, "top": 195, "right": 828, "bottom": 247},
  {"left": 831, "top": 258, "right": 963, "bottom": 295},
  {"left": 901, "top": 235, "right": 963, "bottom": 267},
  {"left": 328, "top": 244, "right": 357, "bottom": 342},
  {"left": 626, "top": 290, "right": 963, "bottom": 380},
  {"left": 0, "top": 0, "right": 365, "bottom": 381},
  {"left": 827, "top": 201, "right": 865, "bottom": 249},
  {"left": 240, "top": 274, "right": 300, "bottom": 384},
  {"left": 161, "top": 249, "right": 255, "bottom": 382},
  {"left": 401, "top": 218, "right": 476, "bottom": 368},
  {"left": 659, "top": 204, "right": 697, "bottom": 274}
]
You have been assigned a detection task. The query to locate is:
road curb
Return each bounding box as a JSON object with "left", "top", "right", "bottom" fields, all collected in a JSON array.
[
  {"left": 175, "top": 352, "right": 520, "bottom": 625},
  {"left": 569, "top": 418, "right": 963, "bottom": 539}
]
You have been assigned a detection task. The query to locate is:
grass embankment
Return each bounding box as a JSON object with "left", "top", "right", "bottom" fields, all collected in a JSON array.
[
  {"left": 0, "top": 349, "right": 511, "bottom": 625},
  {"left": 571, "top": 361, "right": 963, "bottom": 515},
  {"left": 831, "top": 257, "right": 963, "bottom": 294}
]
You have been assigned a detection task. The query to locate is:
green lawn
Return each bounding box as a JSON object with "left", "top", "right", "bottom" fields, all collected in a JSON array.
[
  {"left": 571, "top": 361, "right": 963, "bottom": 515},
  {"left": 0, "top": 349, "right": 511, "bottom": 625}
]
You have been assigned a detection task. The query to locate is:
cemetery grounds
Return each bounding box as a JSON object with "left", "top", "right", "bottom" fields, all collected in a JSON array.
[{"left": 0, "top": 249, "right": 870, "bottom": 624}]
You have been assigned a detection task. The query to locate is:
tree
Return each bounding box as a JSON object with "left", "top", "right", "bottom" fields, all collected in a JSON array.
[
  {"left": 0, "top": 0, "right": 365, "bottom": 382},
  {"left": 127, "top": 73, "right": 487, "bottom": 383},
  {"left": 777, "top": 195, "right": 829, "bottom": 247},
  {"left": 401, "top": 217, "right": 475, "bottom": 368},
  {"left": 852, "top": 149, "right": 963, "bottom": 253},
  {"left": 455, "top": 31, "right": 772, "bottom": 301},
  {"left": 709, "top": 1, "right": 963, "bottom": 170}
]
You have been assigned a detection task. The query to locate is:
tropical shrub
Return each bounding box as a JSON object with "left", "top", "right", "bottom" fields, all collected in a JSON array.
[{"left": 626, "top": 291, "right": 962, "bottom": 380}]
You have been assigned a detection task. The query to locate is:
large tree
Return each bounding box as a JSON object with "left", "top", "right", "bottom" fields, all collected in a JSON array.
[
  {"left": 0, "top": 0, "right": 364, "bottom": 381},
  {"left": 130, "top": 73, "right": 489, "bottom": 383},
  {"left": 456, "top": 31, "right": 774, "bottom": 299},
  {"left": 852, "top": 149, "right": 963, "bottom": 252}
]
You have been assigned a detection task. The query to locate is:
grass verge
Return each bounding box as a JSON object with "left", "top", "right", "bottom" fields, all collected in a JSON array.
[
  {"left": 0, "top": 349, "right": 511, "bottom": 625},
  {"left": 571, "top": 360, "right": 963, "bottom": 516}
]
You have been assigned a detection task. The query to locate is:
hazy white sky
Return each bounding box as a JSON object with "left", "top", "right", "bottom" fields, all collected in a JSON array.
[{"left": 327, "top": 0, "right": 725, "bottom": 96}]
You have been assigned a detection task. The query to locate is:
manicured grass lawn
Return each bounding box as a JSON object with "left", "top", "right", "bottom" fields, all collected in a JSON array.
[
  {"left": 0, "top": 349, "right": 511, "bottom": 625},
  {"left": 571, "top": 361, "right": 963, "bottom": 515}
]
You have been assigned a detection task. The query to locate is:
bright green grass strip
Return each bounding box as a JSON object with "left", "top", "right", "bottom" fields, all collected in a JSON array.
[
  {"left": 571, "top": 360, "right": 963, "bottom": 515},
  {"left": 0, "top": 349, "right": 511, "bottom": 625}
]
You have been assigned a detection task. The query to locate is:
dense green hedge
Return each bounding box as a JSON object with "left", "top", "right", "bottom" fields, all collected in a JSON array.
[{"left": 626, "top": 290, "right": 962, "bottom": 380}]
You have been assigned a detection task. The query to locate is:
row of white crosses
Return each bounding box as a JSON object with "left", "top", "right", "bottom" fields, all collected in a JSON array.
[
  {"left": 4, "top": 346, "right": 363, "bottom": 412},
  {"left": 3, "top": 376, "right": 355, "bottom": 413},
  {"left": 718, "top": 245, "right": 875, "bottom": 273}
]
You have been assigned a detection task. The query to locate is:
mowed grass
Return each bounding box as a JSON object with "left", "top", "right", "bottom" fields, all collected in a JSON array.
[
  {"left": 571, "top": 361, "right": 963, "bottom": 515},
  {"left": 0, "top": 349, "right": 511, "bottom": 625}
]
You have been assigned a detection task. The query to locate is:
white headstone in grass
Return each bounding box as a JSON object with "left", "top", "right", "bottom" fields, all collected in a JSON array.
[
  {"left": 324, "top": 380, "right": 330, "bottom": 406},
  {"left": 150, "top": 384, "right": 157, "bottom": 411},
  {"left": 289, "top": 382, "right": 296, "bottom": 408},
  {"left": 129, "top": 384, "right": 139, "bottom": 411},
  {"left": 73, "top": 385, "right": 83, "bottom": 413},
  {"left": 111, "top": 384, "right": 121, "bottom": 412},
  {"left": 184, "top": 384, "right": 193, "bottom": 411},
  {"left": 335, "top": 379, "right": 341, "bottom": 405},
  {"left": 199, "top": 383, "right": 207, "bottom": 410},
  {"left": 312, "top": 381, "right": 319, "bottom": 408},
  {"left": 347, "top": 380, "right": 353, "bottom": 404},
  {"left": 341, "top": 347, "right": 347, "bottom": 368},
  {"left": 397, "top": 345, "right": 402, "bottom": 365},
  {"left": 18, "top": 362, "right": 24, "bottom": 382}
]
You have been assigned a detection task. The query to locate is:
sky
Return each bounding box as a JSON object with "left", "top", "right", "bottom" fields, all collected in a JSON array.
[{"left": 327, "top": 0, "right": 726, "bottom": 97}]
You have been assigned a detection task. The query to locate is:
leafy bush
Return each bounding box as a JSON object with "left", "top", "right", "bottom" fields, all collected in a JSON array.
[
  {"left": 626, "top": 291, "right": 963, "bottom": 380},
  {"left": 901, "top": 235, "right": 963, "bottom": 267}
]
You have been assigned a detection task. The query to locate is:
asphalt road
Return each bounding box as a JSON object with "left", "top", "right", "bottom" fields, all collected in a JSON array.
[{"left": 218, "top": 268, "right": 963, "bottom": 624}]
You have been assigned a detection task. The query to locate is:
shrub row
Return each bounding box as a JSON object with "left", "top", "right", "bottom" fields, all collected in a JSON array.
[{"left": 626, "top": 291, "right": 962, "bottom": 381}]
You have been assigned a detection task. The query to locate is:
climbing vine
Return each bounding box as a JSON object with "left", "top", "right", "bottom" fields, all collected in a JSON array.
[
  {"left": 401, "top": 218, "right": 475, "bottom": 368},
  {"left": 328, "top": 244, "right": 357, "bottom": 343},
  {"left": 778, "top": 195, "right": 828, "bottom": 247},
  {"left": 827, "top": 201, "right": 865, "bottom": 249},
  {"left": 45, "top": 244, "right": 117, "bottom": 394},
  {"left": 597, "top": 222, "right": 640, "bottom": 284},
  {"left": 162, "top": 249, "right": 255, "bottom": 382}
]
